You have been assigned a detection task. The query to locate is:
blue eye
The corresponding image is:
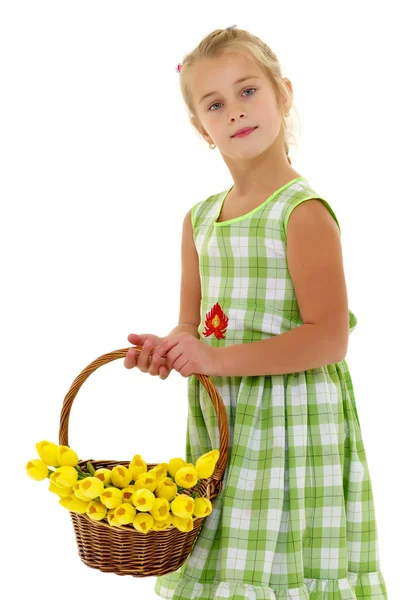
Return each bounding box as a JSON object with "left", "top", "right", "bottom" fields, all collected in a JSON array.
[{"left": 208, "top": 88, "right": 256, "bottom": 111}]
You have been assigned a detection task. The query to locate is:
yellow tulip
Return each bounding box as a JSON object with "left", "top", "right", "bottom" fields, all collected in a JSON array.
[
  {"left": 149, "top": 463, "right": 169, "bottom": 480},
  {"left": 87, "top": 501, "right": 107, "bottom": 521},
  {"left": 171, "top": 514, "right": 194, "bottom": 532},
  {"left": 107, "top": 508, "right": 122, "bottom": 527},
  {"left": 168, "top": 457, "right": 185, "bottom": 478},
  {"left": 121, "top": 485, "right": 137, "bottom": 504},
  {"left": 51, "top": 466, "right": 78, "bottom": 488},
  {"left": 152, "top": 513, "right": 173, "bottom": 531},
  {"left": 134, "top": 471, "right": 158, "bottom": 493},
  {"left": 174, "top": 465, "right": 198, "bottom": 489},
  {"left": 195, "top": 450, "right": 220, "bottom": 479},
  {"left": 155, "top": 477, "right": 177, "bottom": 501},
  {"left": 95, "top": 468, "right": 112, "bottom": 485},
  {"left": 132, "top": 488, "right": 156, "bottom": 512},
  {"left": 36, "top": 441, "right": 60, "bottom": 466},
  {"left": 72, "top": 482, "right": 92, "bottom": 501},
  {"left": 59, "top": 495, "right": 74, "bottom": 509},
  {"left": 78, "top": 476, "right": 104, "bottom": 499},
  {"left": 26, "top": 459, "right": 48, "bottom": 481},
  {"left": 193, "top": 497, "right": 213, "bottom": 518},
  {"left": 111, "top": 465, "right": 132, "bottom": 488},
  {"left": 171, "top": 494, "right": 195, "bottom": 519},
  {"left": 149, "top": 497, "right": 170, "bottom": 521},
  {"left": 132, "top": 512, "right": 153, "bottom": 533},
  {"left": 114, "top": 503, "right": 136, "bottom": 525},
  {"left": 100, "top": 486, "right": 123, "bottom": 509},
  {"left": 57, "top": 445, "right": 79, "bottom": 467},
  {"left": 128, "top": 455, "right": 147, "bottom": 480},
  {"left": 49, "top": 480, "right": 73, "bottom": 497},
  {"left": 68, "top": 496, "right": 90, "bottom": 514}
]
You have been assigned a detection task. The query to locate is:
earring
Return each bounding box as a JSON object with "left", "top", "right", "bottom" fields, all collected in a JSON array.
[{"left": 209, "top": 142, "right": 216, "bottom": 149}]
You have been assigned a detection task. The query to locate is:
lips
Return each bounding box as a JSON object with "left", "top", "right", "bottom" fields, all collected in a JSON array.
[{"left": 232, "top": 126, "right": 257, "bottom": 138}]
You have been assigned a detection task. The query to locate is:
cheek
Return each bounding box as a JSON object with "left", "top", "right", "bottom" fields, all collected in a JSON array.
[{"left": 259, "top": 109, "right": 282, "bottom": 136}]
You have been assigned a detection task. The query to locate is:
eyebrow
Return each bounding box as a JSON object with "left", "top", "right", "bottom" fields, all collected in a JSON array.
[{"left": 199, "top": 75, "right": 261, "bottom": 104}]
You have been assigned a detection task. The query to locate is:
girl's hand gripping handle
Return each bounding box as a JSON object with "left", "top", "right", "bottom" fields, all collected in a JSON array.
[{"left": 124, "top": 333, "right": 172, "bottom": 380}]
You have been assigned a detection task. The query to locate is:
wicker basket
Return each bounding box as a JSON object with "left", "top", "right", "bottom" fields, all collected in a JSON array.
[{"left": 58, "top": 345, "right": 229, "bottom": 577}]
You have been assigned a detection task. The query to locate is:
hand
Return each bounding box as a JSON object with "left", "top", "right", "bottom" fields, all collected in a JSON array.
[
  {"left": 152, "top": 332, "right": 217, "bottom": 378},
  {"left": 124, "top": 333, "right": 172, "bottom": 380}
]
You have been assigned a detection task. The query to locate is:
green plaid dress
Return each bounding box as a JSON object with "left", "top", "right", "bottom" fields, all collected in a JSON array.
[{"left": 154, "top": 177, "right": 388, "bottom": 600}]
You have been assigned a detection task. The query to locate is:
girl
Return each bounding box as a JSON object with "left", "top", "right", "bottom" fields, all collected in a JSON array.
[{"left": 124, "top": 26, "right": 388, "bottom": 600}]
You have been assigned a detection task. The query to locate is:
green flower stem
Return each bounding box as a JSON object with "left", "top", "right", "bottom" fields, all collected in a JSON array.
[{"left": 75, "top": 465, "right": 91, "bottom": 478}]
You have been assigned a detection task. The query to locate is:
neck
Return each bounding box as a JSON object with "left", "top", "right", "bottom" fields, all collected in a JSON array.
[{"left": 221, "top": 127, "right": 300, "bottom": 197}]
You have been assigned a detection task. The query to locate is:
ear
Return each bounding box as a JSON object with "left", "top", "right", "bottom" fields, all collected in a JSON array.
[
  {"left": 190, "top": 115, "right": 213, "bottom": 145},
  {"left": 282, "top": 78, "right": 293, "bottom": 114}
]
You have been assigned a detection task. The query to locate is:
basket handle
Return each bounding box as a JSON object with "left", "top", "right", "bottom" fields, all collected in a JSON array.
[{"left": 58, "top": 346, "right": 229, "bottom": 495}]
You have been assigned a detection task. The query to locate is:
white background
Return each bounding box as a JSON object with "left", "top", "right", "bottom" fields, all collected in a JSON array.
[{"left": 1, "top": 0, "right": 398, "bottom": 598}]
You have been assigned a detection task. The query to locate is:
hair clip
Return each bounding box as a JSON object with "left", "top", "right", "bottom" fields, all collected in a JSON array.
[{"left": 225, "top": 24, "right": 237, "bottom": 30}]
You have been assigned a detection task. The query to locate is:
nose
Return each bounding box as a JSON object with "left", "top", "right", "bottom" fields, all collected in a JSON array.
[{"left": 230, "top": 110, "right": 246, "bottom": 121}]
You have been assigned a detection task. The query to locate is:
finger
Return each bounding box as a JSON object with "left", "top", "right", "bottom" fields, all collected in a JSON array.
[
  {"left": 153, "top": 338, "right": 174, "bottom": 358},
  {"left": 149, "top": 351, "right": 161, "bottom": 375},
  {"left": 124, "top": 347, "right": 137, "bottom": 369},
  {"left": 138, "top": 339, "right": 152, "bottom": 369},
  {"left": 128, "top": 334, "right": 144, "bottom": 351},
  {"left": 159, "top": 366, "right": 170, "bottom": 380}
]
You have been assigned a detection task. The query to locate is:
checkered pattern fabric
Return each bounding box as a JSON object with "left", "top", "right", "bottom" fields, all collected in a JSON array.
[{"left": 154, "top": 177, "right": 388, "bottom": 599}]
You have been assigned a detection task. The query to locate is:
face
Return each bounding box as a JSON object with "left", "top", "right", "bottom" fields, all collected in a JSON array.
[{"left": 188, "top": 51, "right": 292, "bottom": 160}]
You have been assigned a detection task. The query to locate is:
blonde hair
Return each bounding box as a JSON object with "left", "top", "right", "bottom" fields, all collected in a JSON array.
[{"left": 177, "top": 27, "right": 299, "bottom": 165}]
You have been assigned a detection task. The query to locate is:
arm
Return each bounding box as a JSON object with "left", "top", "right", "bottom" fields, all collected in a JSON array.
[
  {"left": 215, "top": 199, "right": 350, "bottom": 377},
  {"left": 164, "top": 323, "right": 200, "bottom": 339},
  {"left": 163, "top": 208, "right": 201, "bottom": 341}
]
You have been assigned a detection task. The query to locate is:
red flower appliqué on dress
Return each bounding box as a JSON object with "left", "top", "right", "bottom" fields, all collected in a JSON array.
[{"left": 202, "top": 302, "right": 229, "bottom": 340}]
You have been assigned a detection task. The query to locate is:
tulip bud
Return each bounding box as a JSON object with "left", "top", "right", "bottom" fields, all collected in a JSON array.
[
  {"left": 193, "top": 497, "right": 212, "bottom": 518},
  {"left": 107, "top": 508, "right": 122, "bottom": 527},
  {"left": 155, "top": 477, "right": 177, "bottom": 501},
  {"left": 78, "top": 476, "right": 104, "bottom": 499},
  {"left": 68, "top": 496, "right": 90, "bottom": 514},
  {"left": 149, "top": 497, "right": 171, "bottom": 521},
  {"left": 100, "top": 486, "right": 123, "bottom": 509},
  {"left": 111, "top": 465, "right": 132, "bottom": 488},
  {"left": 149, "top": 463, "right": 169, "bottom": 480},
  {"left": 174, "top": 465, "right": 198, "bottom": 489},
  {"left": 26, "top": 459, "right": 49, "bottom": 481},
  {"left": 195, "top": 449, "right": 220, "bottom": 479},
  {"left": 59, "top": 495, "right": 74, "bottom": 509},
  {"left": 132, "top": 488, "right": 156, "bottom": 512},
  {"left": 72, "top": 482, "right": 92, "bottom": 501},
  {"left": 49, "top": 480, "right": 73, "bottom": 497},
  {"left": 58, "top": 445, "right": 79, "bottom": 467},
  {"left": 114, "top": 503, "right": 136, "bottom": 525},
  {"left": 134, "top": 470, "right": 158, "bottom": 492},
  {"left": 95, "top": 468, "right": 112, "bottom": 485},
  {"left": 132, "top": 511, "right": 153, "bottom": 533},
  {"left": 128, "top": 455, "right": 147, "bottom": 480},
  {"left": 168, "top": 458, "right": 186, "bottom": 478},
  {"left": 171, "top": 514, "right": 194, "bottom": 532},
  {"left": 171, "top": 494, "right": 195, "bottom": 519},
  {"left": 36, "top": 441, "right": 60, "bottom": 467},
  {"left": 51, "top": 466, "right": 78, "bottom": 488},
  {"left": 152, "top": 513, "right": 173, "bottom": 531},
  {"left": 121, "top": 485, "right": 137, "bottom": 504},
  {"left": 87, "top": 501, "right": 107, "bottom": 521}
]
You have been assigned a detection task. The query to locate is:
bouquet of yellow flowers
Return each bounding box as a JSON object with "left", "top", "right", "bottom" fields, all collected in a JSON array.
[{"left": 26, "top": 440, "right": 220, "bottom": 533}]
